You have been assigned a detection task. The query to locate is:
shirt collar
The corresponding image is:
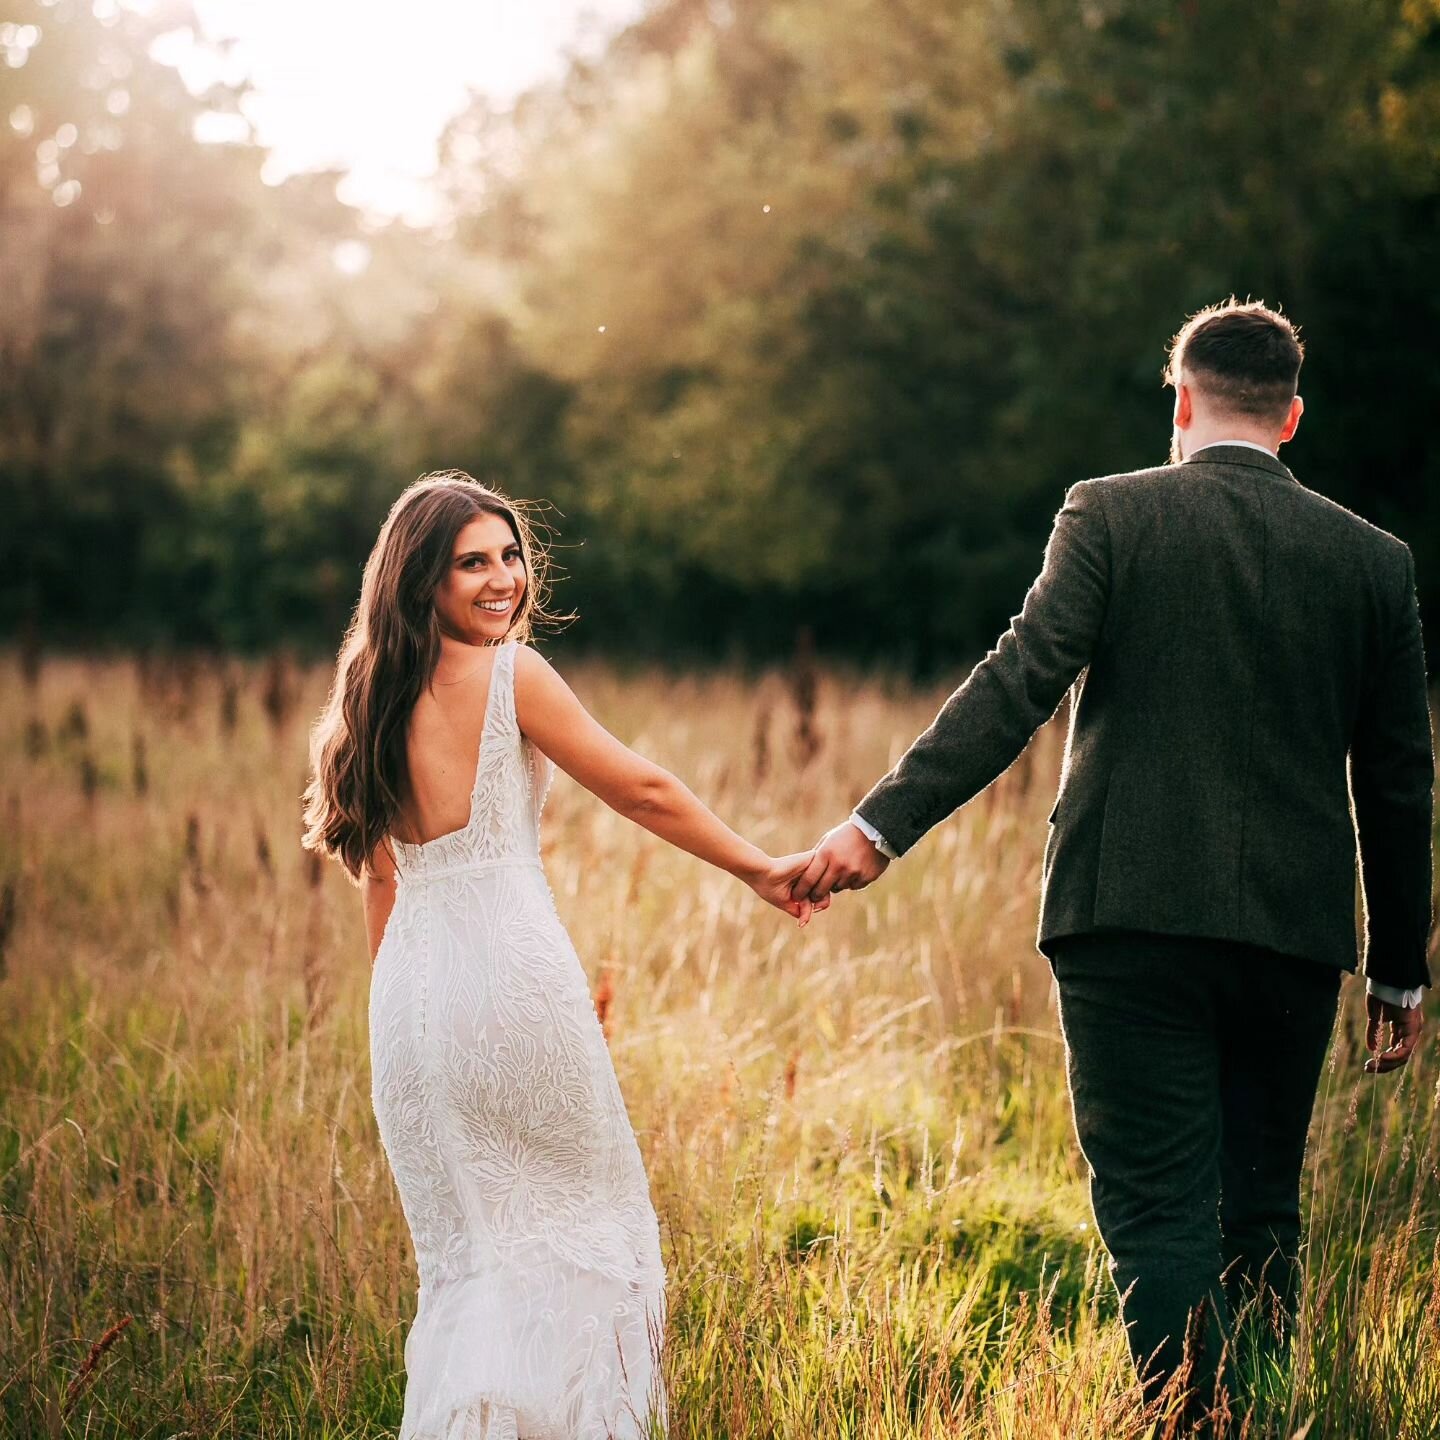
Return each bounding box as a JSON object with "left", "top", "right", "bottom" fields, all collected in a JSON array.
[
  {"left": 1192, "top": 438, "right": 1277, "bottom": 459},
  {"left": 1183, "top": 440, "right": 1295, "bottom": 482}
]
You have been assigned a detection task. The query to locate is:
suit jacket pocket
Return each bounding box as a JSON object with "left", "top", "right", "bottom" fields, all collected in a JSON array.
[
  {"left": 1041, "top": 774, "right": 1106, "bottom": 915},
  {"left": 1047, "top": 774, "right": 1081, "bottom": 826}
]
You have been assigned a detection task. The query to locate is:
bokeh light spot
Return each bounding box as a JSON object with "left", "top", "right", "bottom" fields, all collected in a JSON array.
[
  {"left": 193, "top": 111, "right": 249, "bottom": 144},
  {"left": 332, "top": 240, "right": 372, "bottom": 276}
]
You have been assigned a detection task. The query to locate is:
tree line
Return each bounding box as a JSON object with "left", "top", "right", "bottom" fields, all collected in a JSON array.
[{"left": 3, "top": 0, "right": 1438, "bottom": 672}]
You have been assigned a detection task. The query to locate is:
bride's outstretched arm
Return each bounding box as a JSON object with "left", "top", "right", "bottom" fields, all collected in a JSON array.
[{"left": 513, "top": 647, "right": 824, "bottom": 922}]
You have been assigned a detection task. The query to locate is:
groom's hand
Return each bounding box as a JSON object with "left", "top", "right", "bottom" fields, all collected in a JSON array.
[
  {"left": 1364, "top": 994, "right": 1423, "bottom": 1074},
  {"left": 792, "top": 821, "right": 889, "bottom": 904}
]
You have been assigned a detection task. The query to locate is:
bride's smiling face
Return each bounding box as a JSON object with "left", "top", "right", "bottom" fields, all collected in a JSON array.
[{"left": 432, "top": 512, "right": 527, "bottom": 644}]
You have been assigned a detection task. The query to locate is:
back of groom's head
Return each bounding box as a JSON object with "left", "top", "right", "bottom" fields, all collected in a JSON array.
[{"left": 1165, "top": 298, "right": 1304, "bottom": 425}]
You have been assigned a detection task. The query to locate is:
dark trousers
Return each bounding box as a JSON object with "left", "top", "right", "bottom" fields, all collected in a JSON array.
[{"left": 1050, "top": 931, "right": 1341, "bottom": 1414}]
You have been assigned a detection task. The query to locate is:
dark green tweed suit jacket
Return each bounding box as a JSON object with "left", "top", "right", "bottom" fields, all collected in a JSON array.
[{"left": 855, "top": 444, "right": 1434, "bottom": 989}]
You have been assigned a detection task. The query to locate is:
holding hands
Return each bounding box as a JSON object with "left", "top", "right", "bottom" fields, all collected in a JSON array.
[
  {"left": 749, "top": 818, "right": 890, "bottom": 927},
  {"left": 791, "top": 821, "right": 890, "bottom": 907},
  {"left": 747, "top": 821, "right": 892, "bottom": 927},
  {"left": 748, "top": 851, "right": 834, "bottom": 926}
]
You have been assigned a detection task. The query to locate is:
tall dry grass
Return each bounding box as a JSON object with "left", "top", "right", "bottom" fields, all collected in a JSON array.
[{"left": 0, "top": 649, "right": 1436, "bottom": 1438}]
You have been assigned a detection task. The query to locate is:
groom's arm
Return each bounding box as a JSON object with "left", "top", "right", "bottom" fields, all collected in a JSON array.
[
  {"left": 855, "top": 480, "right": 1112, "bottom": 857},
  {"left": 1351, "top": 543, "right": 1434, "bottom": 998}
]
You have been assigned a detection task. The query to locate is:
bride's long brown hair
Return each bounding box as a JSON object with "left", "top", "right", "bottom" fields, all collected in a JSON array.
[{"left": 301, "top": 472, "right": 561, "bottom": 881}]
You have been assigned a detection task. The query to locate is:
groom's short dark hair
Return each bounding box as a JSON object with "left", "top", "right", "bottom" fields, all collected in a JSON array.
[{"left": 1165, "top": 299, "right": 1304, "bottom": 422}]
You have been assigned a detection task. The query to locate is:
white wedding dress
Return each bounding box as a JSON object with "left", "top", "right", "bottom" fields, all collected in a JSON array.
[{"left": 369, "top": 641, "right": 666, "bottom": 1439}]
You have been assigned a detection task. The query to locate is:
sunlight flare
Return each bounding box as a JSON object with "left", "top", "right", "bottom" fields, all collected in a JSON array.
[{"left": 124, "top": 0, "right": 645, "bottom": 220}]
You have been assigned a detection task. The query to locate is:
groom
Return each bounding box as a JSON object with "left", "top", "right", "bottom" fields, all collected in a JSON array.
[{"left": 795, "top": 299, "right": 1433, "bottom": 1412}]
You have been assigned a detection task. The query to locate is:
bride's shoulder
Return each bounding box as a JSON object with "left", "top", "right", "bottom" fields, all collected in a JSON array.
[
  {"left": 511, "top": 644, "right": 571, "bottom": 719},
  {"left": 511, "top": 642, "right": 553, "bottom": 682}
]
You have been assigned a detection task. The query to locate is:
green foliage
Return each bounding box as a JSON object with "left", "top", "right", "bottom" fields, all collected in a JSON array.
[
  {"left": 488, "top": 0, "right": 1440, "bottom": 666},
  {"left": 3, "top": 0, "right": 1439, "bottom": 664}
]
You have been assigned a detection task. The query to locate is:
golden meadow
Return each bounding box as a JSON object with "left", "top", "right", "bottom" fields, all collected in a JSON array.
[{"left": 2, "top": 651, "right": 1437, "bottom": 1438}]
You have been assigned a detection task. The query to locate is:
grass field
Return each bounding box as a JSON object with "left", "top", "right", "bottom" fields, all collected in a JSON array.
[{"left": 1, "top": 651, "right": 1437, "bottom": 1439}]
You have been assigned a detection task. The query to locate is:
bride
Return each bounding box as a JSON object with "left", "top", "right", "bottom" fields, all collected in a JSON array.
[{"left": 301, "top": 471, "right": 823, "bottom": 1439}]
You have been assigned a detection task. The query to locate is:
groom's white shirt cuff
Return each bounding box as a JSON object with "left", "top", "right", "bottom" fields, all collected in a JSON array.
[
  {"left": 847, "top": 819, "right": 1424, "bottom": 1007},
  {"left": 1367, "top": 980, "right": 1425, "bottom": 1008},
  {"left": 847, "top": 812, "right": 898, "bottom": 860}
]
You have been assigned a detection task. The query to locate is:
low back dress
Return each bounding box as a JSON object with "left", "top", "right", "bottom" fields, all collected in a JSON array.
[{"left": 369, "top": 641, "right": 665, "bottom": 1440}]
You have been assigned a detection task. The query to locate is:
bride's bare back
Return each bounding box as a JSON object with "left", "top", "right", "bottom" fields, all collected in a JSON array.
[{"left": 391, "top": 652, "right": 499, "bottom": 847}]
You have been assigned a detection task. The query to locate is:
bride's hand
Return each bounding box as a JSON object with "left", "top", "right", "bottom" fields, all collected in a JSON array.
[{"left": 750, "top": 851, "right": 832, "bottom": 926}]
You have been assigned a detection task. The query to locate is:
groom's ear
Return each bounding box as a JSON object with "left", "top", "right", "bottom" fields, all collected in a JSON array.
[
  {"left": 1173, "top": 382, "right": 1193, "bottom": 430},
  {"left": 1278, "top": 394, "right": 1304, "bottom": 444}
]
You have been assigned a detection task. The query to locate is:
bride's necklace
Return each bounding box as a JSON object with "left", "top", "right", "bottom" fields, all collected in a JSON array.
[{"left": 432, "top": 656, "right": 489, "bottom": 688}]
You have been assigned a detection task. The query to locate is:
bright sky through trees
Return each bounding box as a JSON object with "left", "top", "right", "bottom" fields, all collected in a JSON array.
[{"left": 123, "top": 0, "right": 645, "bottom": 222}]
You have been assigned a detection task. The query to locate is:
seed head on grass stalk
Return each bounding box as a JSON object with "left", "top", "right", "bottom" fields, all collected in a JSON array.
[
  {"left": 59, "top": 699, "right": 88, "bottom": 743},
  {"left": 0, "top": 877, "right": 16, "bottom": 979},
  {"left": 184, "top": 813, "right": 207, "bottom": 897},
  {"left": 752, "top": 699, "right": 772, "bottom": 783},
  {"left": 131, "top": 733, "right": 148, "bottom": 795},
  {"left": 301, "top": 844, "right": 330, "bottom": 1022},
  {"left": 63, "top": 1315, "right": 133, "bottom": 1412},
  {"left": 789, "top": 626, "right": 822, "bottom": 770},
  {"left": 262, "top": 653, "right": 294, "bottom": 735},
  {"left": 24, "top": 716, "right": 46, "bottom": 758},
  {"left": 171, "top": 653, "right": 201, "bottom": 725},
  {"left": 79, "top": 752, "right": 99, "bottom": 805}
]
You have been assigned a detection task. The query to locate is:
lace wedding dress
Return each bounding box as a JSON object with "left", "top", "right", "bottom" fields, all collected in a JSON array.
[{"left": 369, "top": 641, "right": 665, "bottom": 1439}]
